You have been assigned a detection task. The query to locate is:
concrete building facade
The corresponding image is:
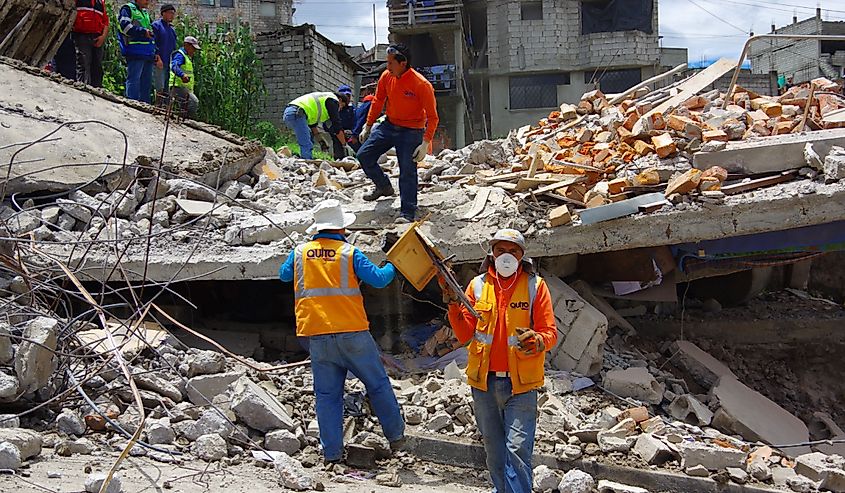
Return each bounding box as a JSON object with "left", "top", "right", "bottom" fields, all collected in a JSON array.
[
  {"left": 255, "top": 25, "right": 360, "bottom": 124},
  {"left": 389, "top": 0, "right": 661, "bottom": 143},
  {"left": 750, "top": 8, "right": 845, "bottom": 84},
  {"left": 156, "top": 0, "right": 293, "bottom": 33}
]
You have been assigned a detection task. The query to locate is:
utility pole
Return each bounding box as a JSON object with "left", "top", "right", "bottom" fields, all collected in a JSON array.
[{"left": 373, "top": 4, "right": 377, "bottom": 48}]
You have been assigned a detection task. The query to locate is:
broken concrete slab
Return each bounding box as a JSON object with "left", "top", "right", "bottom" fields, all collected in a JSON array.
[
  {"left": 668, "top": 340, "right": 736, "bottom": 389},
  {"left": 794, "top": 452, "right": 845, "bottom": 481},
  {"left": 185, "top": 371, "right": 244, "bottom": 405},
  {"left": 633, "top": 434, "right": 676, "bottom": 465},
  {"left": 597, "top": 479, "right": 650, "bottom": 493},
  {"left": 603, "top": 367, "right": 664, "bottom": 404},
  {"left": 0, "top": 428, "right": 43, "bottom": 459},
  {"left": 667, "top": 394, "right": 713, "bottom": 426},
  {"left": 711, "top": 376, "right": 811, "bottom": 457},
  {"left": 693, "top": 128, "right": 845, "bottom": 174},
  {"left": 14, "top": 316, "right": 58, "bottom": 394},
  {"left": 230, "top": 377, "right": 296, "bottom": 432},
  {"left": 543, "top": 271, "right": 608, "bottom": 377},
  {"left": 0, "top": 59, "right": 263, "bottom": 196},
  {"left": 679, "top": 441, "right": 746, "bottom": 471}
]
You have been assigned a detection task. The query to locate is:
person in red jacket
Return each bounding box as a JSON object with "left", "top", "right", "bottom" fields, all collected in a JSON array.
[
  {"left": 441, "top": 229, "right": 557, "bottom": 493},
  {"left": 356, "top": 43, "right": 439, "bottom": 224},
  {"left": 72, "top": 0, "right": 109, "bottom": 87}
]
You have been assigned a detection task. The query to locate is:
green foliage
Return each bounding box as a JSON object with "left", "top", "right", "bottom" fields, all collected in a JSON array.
[{"left": 101, "top": 3, "right": 265, "bottom": 137}]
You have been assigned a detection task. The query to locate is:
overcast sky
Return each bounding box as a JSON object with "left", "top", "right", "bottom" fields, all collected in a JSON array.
[{"left": 291, "top": 0, "right": 845, "bottom": 62}]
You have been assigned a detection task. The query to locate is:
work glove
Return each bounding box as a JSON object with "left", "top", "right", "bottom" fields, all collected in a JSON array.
[
  {"left": 412, "top": 140, "right": 431, "bottom": 163},
  {"left": 359, "top": 124, "right": 372, "bottom": 143},
  {"left": 437, "top": 275, "right": 460, "bottom": 305},
  {"left": 344, "top": 144, "right": 356, "bottom": 157},
  {"left": 515, "top": 327, "right": 544, "bottom": 355}
]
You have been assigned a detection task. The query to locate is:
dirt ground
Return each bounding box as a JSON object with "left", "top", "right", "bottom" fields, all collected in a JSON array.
[
  {"left": 0, "top": 453, "right": 490, "bottom": 493},
  {"left": 632, "top": 289, "right": 845, "bottom": 430}
]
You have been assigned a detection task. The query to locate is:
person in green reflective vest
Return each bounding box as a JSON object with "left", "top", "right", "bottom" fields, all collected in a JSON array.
[
  {"left": 169, "top": 36, "right": 200, "bottom": 117},
  {"left": 283, "top": 91, "right": 351, "bottom": 159},
  {"left": 117, "top": 0, "right": 162, "bottom": 103}
]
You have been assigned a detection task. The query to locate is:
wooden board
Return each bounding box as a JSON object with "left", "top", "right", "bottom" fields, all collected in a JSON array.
[
  {"left": 633, "top": 58, "right": 737, "bottom": 134},
  {"left": 462, "top": 187, "right": 490, "bottom": 220},
  {"left": 721, "top": 171, "right": 798, "bottom": 195}
]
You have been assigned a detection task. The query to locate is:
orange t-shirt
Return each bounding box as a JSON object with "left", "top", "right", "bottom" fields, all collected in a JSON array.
[
  {"left": 366, "top": 68, "right": 440, "bottom": 142},
  {"left": 448, "top": 267, "right": 557, "bottom": 372}
]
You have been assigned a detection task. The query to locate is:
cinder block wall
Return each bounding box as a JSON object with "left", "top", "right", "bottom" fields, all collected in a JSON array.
[
  {"left": 151, "top": 0, "right": 293, "bottom": 34},
  {"left": 749, "top": 17, "right": 822, "bottom": 83},
  {"left": 310, "top": 35, "right": 355, "bottom": 94},
  {"left": 256, "top": 30, "right": 310, "bottom": 124}
]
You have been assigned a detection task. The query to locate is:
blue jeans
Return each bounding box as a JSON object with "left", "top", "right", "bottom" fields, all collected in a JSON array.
[
  {"left": 153, "top": 66, "right": 169, "bottom": 93},
  {"left": 283, "top": 105, "right": 313, "bottom": 159},
  {"left": 472, "top": 376, "right": 537, "bottom": 493},
  {"left": 125, "top": 58, "right": 154, "bottom": 103},
  {"left": 309, "top": 330, "right": 404, "bottom": 461},
  {"left": 356, "top": 121, "right": 424, "bottom": 219}
]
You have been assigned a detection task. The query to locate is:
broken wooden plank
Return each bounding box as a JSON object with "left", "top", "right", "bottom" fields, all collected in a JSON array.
[
  {"left": 693, "top": 128, "right": 845, "bottom": 174},
  {"left": 633, "top": 58, "right": 737, "bottom": 134},
  {"left": 608, "top": 63, "right": 689, "bottom": 105},
  {"left": 527, "top": 153, "right": 542, "bottom": 178},
  {"left": 720, "top": 171, "right": 798, "bottom": 196},
  {"left": 462, "top": 187, "right": 490, "bottom": 220},
  {"left": 516, "top": 175, "right": 587, "bottom": 199},
  {"left": 541, "top": 192, "right": 586, "bottom": 208},
  {"left": 475, "top": 170, "right": 526, "bottom": 185}
]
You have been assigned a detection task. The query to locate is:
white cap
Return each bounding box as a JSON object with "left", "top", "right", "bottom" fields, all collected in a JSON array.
[
  {"left": 306, "top": 199, "right": 356, "bottom": 234},
  {"left": 489, "top": 228, "right": 526, "bottom": 251},
  {"left": 184, "top": 36, "right": 201, "bottom": 49}
]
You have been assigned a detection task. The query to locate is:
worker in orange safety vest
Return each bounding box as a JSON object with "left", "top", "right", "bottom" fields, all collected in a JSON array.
[{"left": 440, "top": 228, "right": 557, "bottom": 493}]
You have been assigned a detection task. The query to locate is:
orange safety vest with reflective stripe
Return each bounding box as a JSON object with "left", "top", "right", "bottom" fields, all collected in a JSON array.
[
  {"left": 293, "top": 238, "right": 369, "bottom": 336},
  {"left": 465, "top": 271, "right": 546, "bottom": 394}
]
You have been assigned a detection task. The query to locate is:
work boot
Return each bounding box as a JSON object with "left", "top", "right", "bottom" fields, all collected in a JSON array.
[
  {"left": 389, "top": 436, "right": 407, "bottom": 453},
  {"left": 363, "top": 184, "right": 395, "bottom": 201}
]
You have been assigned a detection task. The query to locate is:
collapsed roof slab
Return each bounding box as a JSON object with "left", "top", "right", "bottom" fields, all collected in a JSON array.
[
  {"left": 0, "top": 59, "right": 264, "bottom": 195},
  {"left": 54, "top": 178, "right": 845, "bottom": 283}
]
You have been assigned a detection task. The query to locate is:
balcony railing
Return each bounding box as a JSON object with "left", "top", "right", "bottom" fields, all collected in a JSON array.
[{"left": 388, "top": 0, "right": 461, "bottom": 28}]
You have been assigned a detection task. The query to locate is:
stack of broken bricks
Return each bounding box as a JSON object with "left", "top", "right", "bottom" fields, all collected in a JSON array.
[
  {"left": 420, "top": 325, "right": 463, "bottom": 358},
  {"left": 480, "top": 59, "right": 845, "bottom": 227}
]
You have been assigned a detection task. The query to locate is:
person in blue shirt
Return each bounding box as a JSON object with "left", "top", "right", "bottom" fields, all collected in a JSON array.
[
  {"left": 351, "top": 83, "right": 376, "bottom": 151},
  {"left": 151, "top": 4, "right": 177, "bottom": 95},
  {"left": 324, "top": 84, "right": 356, "bottom": 159},
  {"left": 279, "top": 199, "right": 405, "bottom": 464},
  {"left": 117, "top": 0, "right": 162, "bottom": 103}
]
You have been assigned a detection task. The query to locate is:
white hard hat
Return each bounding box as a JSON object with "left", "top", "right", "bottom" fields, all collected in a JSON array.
[
  {"left": 306, "top": 199, "right": 356, "bottom": 234},
  {"left": 489, "top": 228, "right": 525, "bottom": 251}
]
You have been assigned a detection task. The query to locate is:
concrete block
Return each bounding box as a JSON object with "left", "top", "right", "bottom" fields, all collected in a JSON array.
[
  {"left": 558, "top": 469, "right": 595, "bottom": 493},
  {"left": 602, "top": 367, "right": 664, "bottom": 405},
  {"left": 533, "top": 464, "right": 561, "bottom": 491},
  {"left": 274, "top": 452, "right": 314, "bottom": 490},
  {"left": 794, "top": 452, "right": 845, "bottom": 481},
  {"left": 711, "top": 376, "right": 811, "bottom": 457},
  {"left": 230, "top": 377, "right": 296, "bottom": 432},
  {"left": 186, "top": 372, "right": 243, "bottom": 405},
  {"left": 668, "top": 341, "right": 736, "bottom": 389},
  {"left": 820, "top": 469, "right": 845, "bottom": 492},
  {"left": 0, "top": 428, "right": 42, "bottom": 459},
  {"left": 679, "top": 441, "right": 746, "bottom": 471},
  {"left": 667, "top": 394, "right": 713, "bottom": 426},
  {"left": 0, "top": 442, "right": 21, "bottom": 470},
  {"left": 345, "top": 443, "right": 377, "bottom": 469},
  {"left": 14, "top": 316, "right": 58, "bottom": 393},
  {"left": 633, "top": 433, "right": 675, "bottom": 465},
  {"left": 824, "top": 146, "right": 845, "bottom": 182}
]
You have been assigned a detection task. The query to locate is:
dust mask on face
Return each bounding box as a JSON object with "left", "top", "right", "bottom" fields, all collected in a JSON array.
[{"left": 494, "top": 253, "right": 519, "bottom": 278}]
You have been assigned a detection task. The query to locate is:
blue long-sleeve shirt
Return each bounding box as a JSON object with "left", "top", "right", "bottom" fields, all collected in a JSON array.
[
  {"left": 171, "top": 49, "right": 187, "bottom": 78},
  {"left": 353, "top": 99, "right": 372, "bottom": 136},
  {"left": 118, "top": 3, "right": 157, "bottom": 59},
  {"left": 152, "top": 19, "right": 176, "bottom": 67},
  {"left": 279, "top": 233, "right": 396, "bottom": 288}
]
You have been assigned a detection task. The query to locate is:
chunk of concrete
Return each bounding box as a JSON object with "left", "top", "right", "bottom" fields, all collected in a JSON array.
[
  {"left": 14, "top": 316, "right": 59, "bottom": 393},
  {"left": 825, "top": 146, "right": 845, "bottom": 183},
  {"left": 794, "top": 452, "right": 845, "bottom": 481},
  {"left": 145, "top": 419, "right": 175, "bottom": 446},
  {"left": 633, "top": 434, "right": 676, "bottom": 465},
  {"left": 786, "top": 474, "right": 818, "bottom": 492},
  {"left": 711, "top": 376, "right": 811, "bottom": 457},
  {"left": 56, "top": 408, "right": 86, "bottom": 436},
  {"left": 679, "top": 441, "right": 746, "bottom": 471},
  {"left": 559, "top": 469, "right": 595, "bottom": 493},
  {"left": 274, "top": 452, "right": 313, "bottom": 490},
  {"left": 134, "top": 373, "right": 183, "bottom": 402},
  {"left": 192, "top": 434, "right": 227, "bottom": 462},
  {"left": 685, "top": 465, "right": 710, "bottom": 477},
  {"left": 0, "top": 441, "right": 21, "bottom": 470},
  {"left": 0, "top": 372, "right": 19, "bottom": 400},
  {"left": 602, "top": 367, "right": 664, "bottom": 404},
  {"left": 182, "top": 410, "right": 234, "bottom": 441},
  {"left": 0, "top": 428, "right": 42, "bottom": 459},
  {"left": 84, "top": 473, "right": 122, "bottom": 493},
  {"left": 0, "top": 323, "right": 12, "bottom": 365},
  {"left": 230, "top": 377, "right": 296, "bottom": 432},
  {"left": 597, "top": 479, "right": 650, "bottom": 493},
  {"left": 533, "top": 464, "right": 561, "bottom": 491},
  {"left": 185, "top": 350, "right": 226, "bottom": 377},
  {"left": 668, "top": 394, "right": 714, "bottom": 426},
  {"left": 265, "top": 429, "right": 300, "bottom": 455},
  {"left": 345, "top": 443, "right": 377, "bottom": 469},
  {"left": 185, "top": 371, "right": 243, "bottom": 405},
  {"left": 820, "top": 468, "right": 845, "bottom": 493},
  {"left": 668, "top": 341, "right": 736, "bottom": 389}
]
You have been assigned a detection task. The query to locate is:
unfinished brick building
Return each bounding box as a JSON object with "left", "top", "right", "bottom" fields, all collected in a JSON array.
[{"left": 388, "top": 0, "right": 661, "bottom": 143}]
